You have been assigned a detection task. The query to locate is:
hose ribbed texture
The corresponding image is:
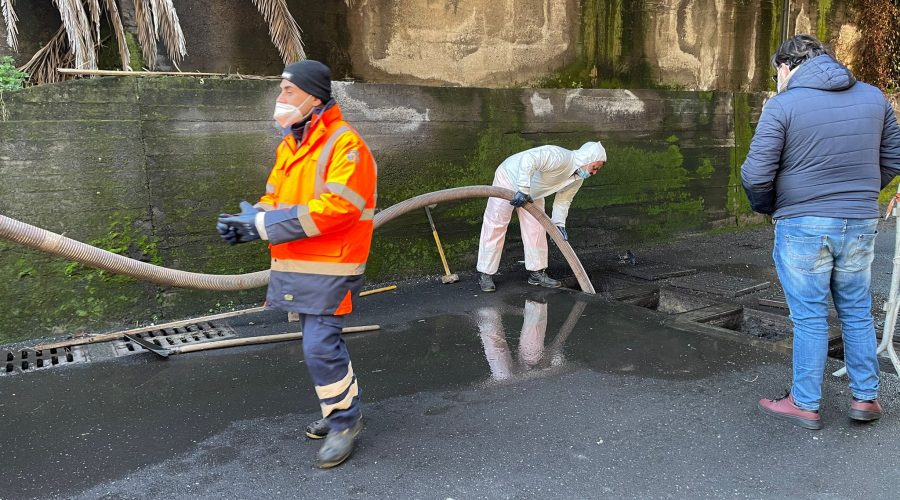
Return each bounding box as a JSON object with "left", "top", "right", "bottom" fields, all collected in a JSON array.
[
  {"left": 0, "top": 185, "right": 595, "bottom": 294},
  {"left": 0, "top": 214, "right": 269, "bottom": 290}
]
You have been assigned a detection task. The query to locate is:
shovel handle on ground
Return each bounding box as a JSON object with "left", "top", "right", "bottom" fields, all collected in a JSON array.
[{"left": 127, "top": 324, "right": 380, "bottom": 358}]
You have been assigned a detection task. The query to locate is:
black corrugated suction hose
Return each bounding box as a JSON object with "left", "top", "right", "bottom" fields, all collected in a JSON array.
[{"left": 0, "top": 186, "right": 595, "bottom": 294}]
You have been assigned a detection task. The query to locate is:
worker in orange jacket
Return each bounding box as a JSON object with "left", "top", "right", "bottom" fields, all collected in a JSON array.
[{"left": 217, "top": 60, "right": 377, "bottom": 469}]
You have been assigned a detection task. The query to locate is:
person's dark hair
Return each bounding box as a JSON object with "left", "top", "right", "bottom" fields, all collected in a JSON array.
[{"left": 771, "top": 34, "right": 830, "bottom": 70}]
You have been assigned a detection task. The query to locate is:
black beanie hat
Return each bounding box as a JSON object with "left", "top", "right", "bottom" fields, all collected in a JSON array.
[{"left": 281, "top": 60, "right": 332, "bottom": 101}]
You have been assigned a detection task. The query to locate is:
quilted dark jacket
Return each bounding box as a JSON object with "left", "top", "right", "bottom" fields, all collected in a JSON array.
[{"left": 741, "top": 55, "right": 900, "bottom": 218}]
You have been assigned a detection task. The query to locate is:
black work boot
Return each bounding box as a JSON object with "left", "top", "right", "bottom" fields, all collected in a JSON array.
[
  {"left": 305, "top": 418, "right": 329, "bottom": 439},
  {"left": 479, "top": 273, "right": 496, "bottom": 292},
  {"left": 317, "top": 417, "right": 364, "bottom": 469},
  {"left": 527, "top": 269, "right": 561, "bottom": 288}
]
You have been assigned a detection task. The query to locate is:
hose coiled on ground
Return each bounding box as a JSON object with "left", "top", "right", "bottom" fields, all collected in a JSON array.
[{"left": 0, "top": 186, "right": 595, "bottom": 294}]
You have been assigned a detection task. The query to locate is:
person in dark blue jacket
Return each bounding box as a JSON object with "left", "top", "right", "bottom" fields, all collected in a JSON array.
[{"left": 743, "top": 34, "right": 900, "bottom": 430}]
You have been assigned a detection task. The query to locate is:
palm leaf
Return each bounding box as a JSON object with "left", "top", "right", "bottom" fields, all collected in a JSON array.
[
  {"left": 19, "top": 25, "right": 74, "bottom": 84},
  {"left": 2, "top": 0, "right": 19, "bottom": 52},
  {"left": 250, "top": 0, "right": 305, "bottom": 63},
  {"left": 149, "top": 0, "right": 186, "bottom": 64},
  {"left": 86, "top": 0, "right": 101, "bottom": 44},
  {"left": 51, "top": 0, "right": 96, "bottom": 69},
  {"left": 132, "top": 0, "right": 156, "bottom": 69},
  {"left": 103, "top": 0, "right": 132, "bottom": 70}
]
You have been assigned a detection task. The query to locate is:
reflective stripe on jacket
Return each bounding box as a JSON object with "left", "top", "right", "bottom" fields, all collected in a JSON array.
[{"left": 256, "top": 103, "right": 377, "bottom": 315}]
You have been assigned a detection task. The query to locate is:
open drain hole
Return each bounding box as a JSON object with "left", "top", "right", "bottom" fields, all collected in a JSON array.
[{"left": 615, "top": 286, "right": 792, "bottom": 341}]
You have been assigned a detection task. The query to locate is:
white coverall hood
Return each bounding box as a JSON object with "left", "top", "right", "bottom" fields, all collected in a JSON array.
[{"left": 571, "top": 142, "right": 607, "bottom": 168}]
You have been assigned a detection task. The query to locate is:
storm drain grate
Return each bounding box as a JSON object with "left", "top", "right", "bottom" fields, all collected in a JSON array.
[
  {"left": 759, "top": 290, "right": 789, "bottom": 309},
  {"left": 669, "top": 272, "right": 771, "bottom": 297},
  {"left": 617, "top": 262, "right": 698, "bottom": 281},
  {"left": 111, "top": 321, "right": 236, "bottom": 356},
  {"left": 0, "top": 346, "right": 86, "bottom": 376},
  {"left": 759, "top": 287, "right": 831, "bottom": 309}
]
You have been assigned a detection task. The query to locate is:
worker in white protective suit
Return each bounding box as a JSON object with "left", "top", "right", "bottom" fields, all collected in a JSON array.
[{"left": 477, "top": 142, "right": 606, "bottom": 292}]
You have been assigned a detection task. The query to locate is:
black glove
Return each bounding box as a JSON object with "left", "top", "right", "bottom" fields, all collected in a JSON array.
[
  {"left": 557, "top": 225, "right": 568, "bottom": 241},
  {"left": 510, "top": 191, "right": 532, "bottom": 208},
  {"left": 217, "top": 201, "right": 261, "bottom": 245}
]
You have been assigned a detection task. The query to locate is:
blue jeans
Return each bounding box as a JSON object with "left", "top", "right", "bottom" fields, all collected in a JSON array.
[{"left": 773, "top": 216, "right": 880, "bottom": 410}]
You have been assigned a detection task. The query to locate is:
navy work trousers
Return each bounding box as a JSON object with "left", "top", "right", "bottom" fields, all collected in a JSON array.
[{"left": 301, "top": 313, "right": 361, "bottom": 431}]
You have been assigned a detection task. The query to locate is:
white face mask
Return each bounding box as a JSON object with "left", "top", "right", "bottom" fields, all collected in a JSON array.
[{"left": 273, "top": 96, "right": 313, "bottom": 128}]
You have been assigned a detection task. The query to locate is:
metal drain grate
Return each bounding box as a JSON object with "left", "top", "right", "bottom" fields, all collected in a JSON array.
[
  {"left": 1, "top": 346, "right": 86, "bottom": 376},
  {"left": 759, "top": 287, "right": 831, "bottom": 309},
  {"left": 669, "top": 272, "right": 771, "bottom": 297},
  {"left": 111, "top": 322, "right": 236, "bottom": 356},
  {"left": 759, "top": 290, "right": 789, "bottom": 309},
  {"left": 617, "top": 262, "right": 698, "bottom": 281}
]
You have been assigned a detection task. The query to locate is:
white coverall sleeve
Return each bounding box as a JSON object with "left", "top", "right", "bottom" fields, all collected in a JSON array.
[{"left": 550, "top": 179, "right": 583, "bottom": 226}]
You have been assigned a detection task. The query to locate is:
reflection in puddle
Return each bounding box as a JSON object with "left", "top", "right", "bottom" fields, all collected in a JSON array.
[{"left": 475, "top": 295, "right": 587, "bottom": 383}]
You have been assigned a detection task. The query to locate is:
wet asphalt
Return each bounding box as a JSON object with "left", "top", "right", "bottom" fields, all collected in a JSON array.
[{"left": 3, "top": 224, "right": 900, "bottom": 498}]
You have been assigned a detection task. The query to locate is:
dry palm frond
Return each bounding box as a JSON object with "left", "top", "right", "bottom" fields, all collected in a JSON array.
[
  {"left": 86, "top": 0, "right": 101, "bottom": 44},
  {"left": 251, "top": 0, "right": 305, "bottom": 63},
  {"left": 149, "top": 0, "right": 186, "bottom": 64},
  {"left": 132, "top": 0, "right": 156, "bottom": 69},
  {"left": 2, "top": 0, "right": 19, "bottom": 52},
  {"left": 19, "top": 25, "right": 75, "bottom": 85},
  {"left": 51, "top": 0, "right": 96, "bottom": 69},
  {"left": 103, "top": 0, "right": 132, "bottom": 70}
]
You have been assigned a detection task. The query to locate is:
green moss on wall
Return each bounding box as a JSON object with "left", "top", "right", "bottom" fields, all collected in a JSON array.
[
  {"left": 0, "top": 214, "right": 162, "bottom": 344},
  {"left": 817, "top": 0, "right": 833, "bottom": 41},
  {"left": 538, "top": 0, "right": 653, "bottom": 89},
  {"left": 696, "top": 158, "right": 715, "bottom": 178},
  {"left": 125, "top": 32, "right": 143, "bottom": 70},
  {"left": 727, "top": 93, "right": 755, "bottom": 221}
]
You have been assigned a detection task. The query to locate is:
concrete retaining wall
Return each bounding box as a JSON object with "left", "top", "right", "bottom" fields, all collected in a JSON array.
[
  {"left": 1, "top": 1, "right": 863, "bottom": 91},
  {"left": 0, "top": 77, "right": 760, "bottom": 342}
]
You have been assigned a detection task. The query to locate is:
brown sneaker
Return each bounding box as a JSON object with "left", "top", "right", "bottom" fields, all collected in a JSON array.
[
  {"left": 758, "top": 392, "right": 823, "bottom": 430},
  {"left": 849, "top": 398, "right": 882, "bottom": 422}
]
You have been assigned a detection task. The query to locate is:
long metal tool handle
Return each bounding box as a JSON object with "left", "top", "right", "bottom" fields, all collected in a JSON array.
[
  {"left": 425, "top": 206, "right": 453, "bottom": 276},
  {"left": 36, "top": 306, "right": 268, "bottom": 350},
  {"left": 173, "top": 325, "right": 381, "bottom": 354}
]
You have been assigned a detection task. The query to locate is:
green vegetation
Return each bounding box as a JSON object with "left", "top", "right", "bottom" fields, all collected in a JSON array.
[
  {"left": 727, "top": 93, "right": 754, "bottom": 221},
  {"left": 0, "top": 56, "right": 28, "bottom": 91},
  {"left": 817, "top": 0, "right": 833, "bottom": 42}
]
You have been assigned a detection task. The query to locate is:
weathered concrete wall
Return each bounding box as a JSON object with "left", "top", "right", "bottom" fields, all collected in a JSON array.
[
  {"left": 346, "top": 0, "right": 579, "bottom": 86},
  {"left": 346, "top": 0, "right": 862, "bottom": 91},
  {"left": 2, "top": 0, "right": 865, "bottom": 91},
  {"left": 0, "top": 77, "right": 750, "bottom": 342}
]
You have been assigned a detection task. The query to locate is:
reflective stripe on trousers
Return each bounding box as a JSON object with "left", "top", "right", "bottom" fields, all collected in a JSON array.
[
  {"left": 476, "top": 169, "right": 548, "bottom": 274},
  {"left": 301, "top": 313, "right": 361, "bottom": 431}
]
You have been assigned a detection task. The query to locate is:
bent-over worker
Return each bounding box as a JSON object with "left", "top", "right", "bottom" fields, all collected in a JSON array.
[{"left": 477, "top": 142, "right": 606, "bottom": 292}]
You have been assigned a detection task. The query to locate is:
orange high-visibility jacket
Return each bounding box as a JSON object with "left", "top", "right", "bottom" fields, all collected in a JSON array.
[{"left": 255, "top": 103, "right": 377, "bottom": 315}]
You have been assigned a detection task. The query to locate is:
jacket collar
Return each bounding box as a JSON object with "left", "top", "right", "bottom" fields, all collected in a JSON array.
[{"left": 284, "top": 100, "right": 343, "bottom": 152}]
